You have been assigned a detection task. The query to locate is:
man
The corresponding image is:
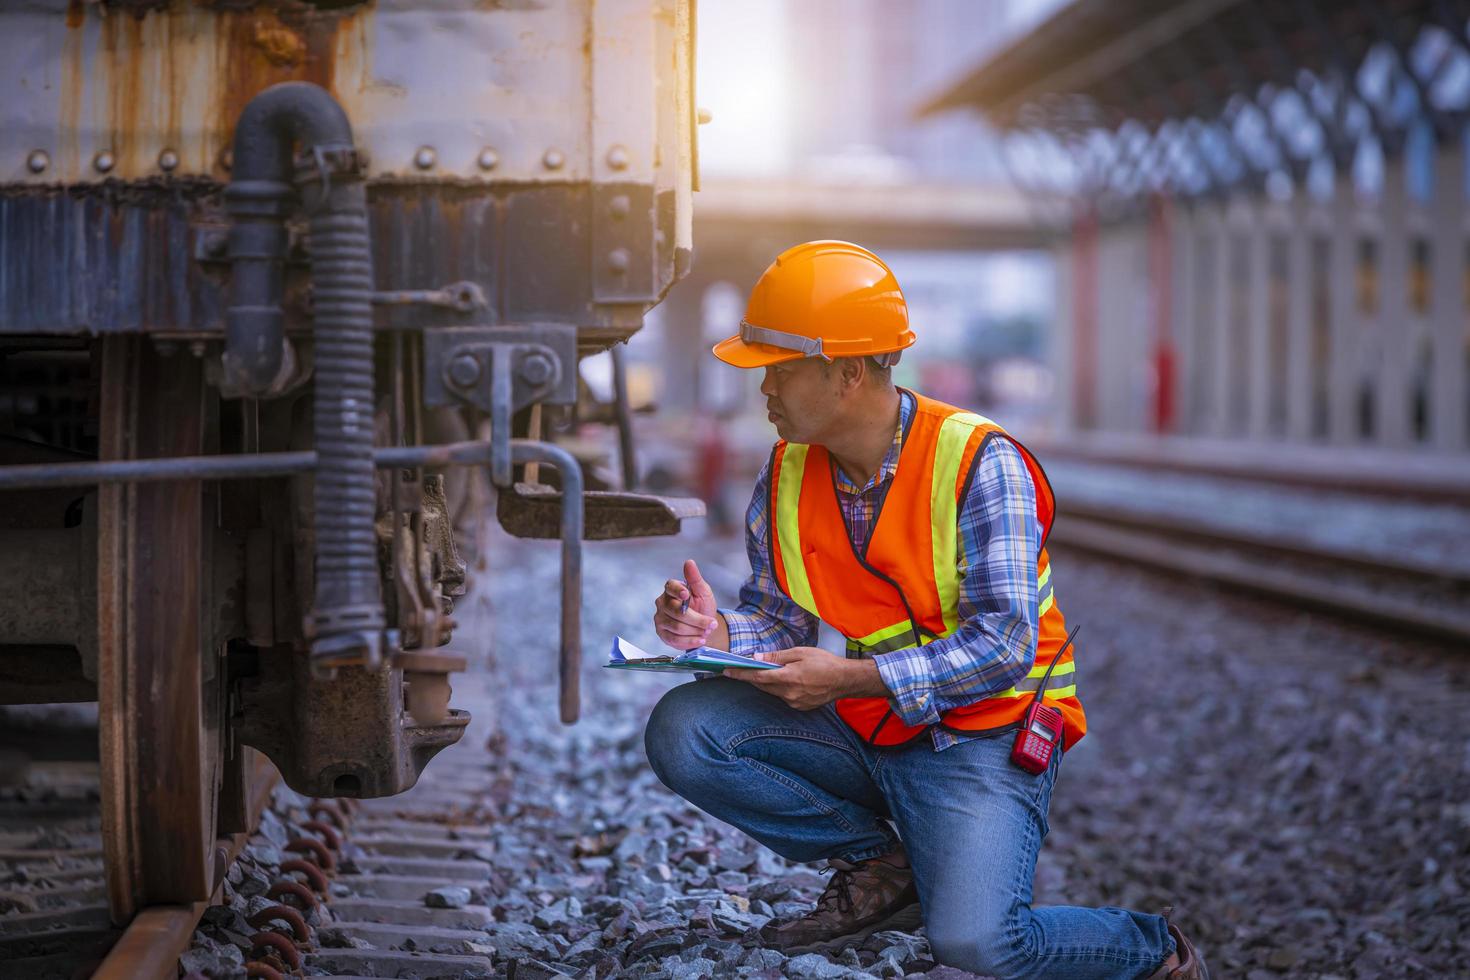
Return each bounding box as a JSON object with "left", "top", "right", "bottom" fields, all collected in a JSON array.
[{"left": 644, "top": 241, "right": 1207, "bottom": 979}]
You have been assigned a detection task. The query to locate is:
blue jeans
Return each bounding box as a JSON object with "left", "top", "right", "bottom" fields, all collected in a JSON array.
[{"left": 645, "top": 678, "right": 1173, "bottom": 980}]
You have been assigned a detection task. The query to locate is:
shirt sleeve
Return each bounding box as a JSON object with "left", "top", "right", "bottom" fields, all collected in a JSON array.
[
  {"left": 872, "top": 437, "right": 1040, "bottom": 728},
  {"left": 718, "top": 457, "right": 821, "bottom": 656}
]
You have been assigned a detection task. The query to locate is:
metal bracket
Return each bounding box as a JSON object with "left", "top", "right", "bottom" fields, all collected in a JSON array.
[
  {"left": 592, "top": 183, "right": 658, "bottom": 303},
  {"left": 423, "top": 324, "right": 578, "bottom": 486},
  {"left": 372, "top": 282, "right": 488, "bottom": 314}
]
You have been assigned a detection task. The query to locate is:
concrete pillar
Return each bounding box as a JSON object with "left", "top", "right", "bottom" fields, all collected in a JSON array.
[
  {"left": 1051, "top": 236, "right": 1076, "bottom": 436},
  {"left": 1096, "top": 224, "right": 1120, "bottom": 431},
  {"left": 1208, "top": 202, "right": 1233, "bottom": 436},
  {"left": 1430, "top": 143, "right": 1468, "bottom": 451},
  {"left": 1284, "top": 194, "right": 1314, "bottom": 442},
  {"left": 1377, "top": 160, "right": 1411, "bottom": 446},
  {"left": 656, "top": 278, "right": 707, "bottom": 413},
  {"left": 1246, "top": 197, "right": 1273, "bottom": 439},
  {"left": 1327, "top": 175, "right": 1359, "bottom": 443}
]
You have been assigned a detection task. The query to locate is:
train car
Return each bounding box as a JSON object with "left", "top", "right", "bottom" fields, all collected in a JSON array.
[{"left": 0, "top": 0, "right": 698, "bottom": 924}]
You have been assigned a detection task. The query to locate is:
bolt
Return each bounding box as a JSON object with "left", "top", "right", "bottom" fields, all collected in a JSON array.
[
  {"left": 697, "top": 107, "right": 714, "bottom": 125},
  {"left": 542, "top": 149, "right": 565, "bottom": 171},
  {"left": 477, "top": 148, "right": 500, "bottom": 172},
  {"left": 606, "top": 145, "right": 630, "bottom": 171},
  {"left": 607, "top": 248, "right": 631, "bottom": 274},
  {"left": 609, "top": 194, "right": 630, "bottom": 220},
  {"left": 447, "top": 353, "right": 482, "bottom": 389},
  {"left": 518, "top": 352, "right": 555, "bottom": 387},
  {"left": 94, "top": 150, "right": 115, "bottom": 174},
  {"left": 26, "top": 150, "right": 49, "bottom": 174},
  {"left": 413, "top": 146, "right": 437, "bottom": 171},
  {"left": 158, "top": 149, "right": 179, "bottom": 172}
]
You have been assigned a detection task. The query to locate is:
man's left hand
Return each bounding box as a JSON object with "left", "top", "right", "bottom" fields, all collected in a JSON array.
[{"left": 724, "top": 647, "right": 887, "bottom": 711}]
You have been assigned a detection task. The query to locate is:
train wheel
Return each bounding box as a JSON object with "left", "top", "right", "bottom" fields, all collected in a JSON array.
[{"left": 96, "top": 339, "right": 224, "bottom": 921}]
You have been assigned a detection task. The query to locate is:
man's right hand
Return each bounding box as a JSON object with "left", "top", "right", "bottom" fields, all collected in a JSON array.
[{"left": 653, "top": 559, "right": 723, "bottom": 650}]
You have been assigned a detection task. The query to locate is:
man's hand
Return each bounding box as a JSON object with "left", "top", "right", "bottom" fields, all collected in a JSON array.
[
  {"left": 653, "top": 559, "right": 727, "bottom": 650},
  {"left": 724, "top": 647, "right": 889, "bottom": 711}
]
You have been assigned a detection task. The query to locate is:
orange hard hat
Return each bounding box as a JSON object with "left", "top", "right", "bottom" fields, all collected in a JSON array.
[{"left": 712, "top": 240, "right": 915, "bottom": 369}]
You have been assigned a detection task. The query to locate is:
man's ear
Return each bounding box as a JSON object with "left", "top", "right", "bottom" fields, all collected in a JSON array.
[{"left": 838, "top": 357, "right": 865, "bottom": 392}]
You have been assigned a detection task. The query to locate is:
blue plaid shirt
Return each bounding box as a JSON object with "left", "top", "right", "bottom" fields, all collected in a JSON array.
[{"left": 719, "top": 389, "right": 1042, "bottom": 751}]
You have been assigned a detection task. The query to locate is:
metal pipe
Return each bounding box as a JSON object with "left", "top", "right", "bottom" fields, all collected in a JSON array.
[
  {"left": 509, "top": 441, "right": 584, "bottom": 724},
  {"left": 225, "top": 81, "right": 384, "bottom": 669},
  {"left": 0, "top": 442, "right": 501, "bottom": 491},
  {"left": 610, "top": 344, "right": 638, "bottom": 491}
]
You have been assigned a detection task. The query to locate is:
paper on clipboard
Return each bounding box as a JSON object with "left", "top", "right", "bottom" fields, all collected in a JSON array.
[{"left": 604, "top": 636, "right": 781, "bottom": 674}]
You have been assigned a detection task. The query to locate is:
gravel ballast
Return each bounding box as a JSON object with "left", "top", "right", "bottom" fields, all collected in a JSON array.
[{"left": 173, "top": 522, "right": 1469, "bottom": 979}]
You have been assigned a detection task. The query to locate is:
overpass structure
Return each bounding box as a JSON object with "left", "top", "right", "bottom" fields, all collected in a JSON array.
[
  {"left": 653, "top": 176, "right": 1058, "bottom": 412},
  {"left": 923, "top": 0, "right": 1470, "bottom": 454}
]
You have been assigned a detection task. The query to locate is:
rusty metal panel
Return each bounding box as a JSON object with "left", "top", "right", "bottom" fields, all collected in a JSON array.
[
  {"left": 2, "top": 0, "right": 601, "bottom": 184},
  {"left": 0, "top": 0, "right": 695, "bottom": 333}
]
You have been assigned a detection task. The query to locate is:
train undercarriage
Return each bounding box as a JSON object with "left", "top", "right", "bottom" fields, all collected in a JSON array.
[{"left": 0, "top": 0, "right": 699, "bottom": 928}]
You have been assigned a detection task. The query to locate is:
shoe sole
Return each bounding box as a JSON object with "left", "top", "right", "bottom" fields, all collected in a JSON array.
[{"left": 780, "top": 902, "right": 925, "bottom": 956}]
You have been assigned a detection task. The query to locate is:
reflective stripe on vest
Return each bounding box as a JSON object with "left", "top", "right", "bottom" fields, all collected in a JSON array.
[{"left": 769, "top": 390, "right": 1086, "bottom": 750}]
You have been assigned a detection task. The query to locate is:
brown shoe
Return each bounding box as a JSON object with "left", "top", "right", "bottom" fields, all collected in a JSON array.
[
  {"left": 1145, "top": 909, "right": 1211, "bottom": 980},
  {"left": 759, "top": 854, "right": 922, "bottom": 954}
]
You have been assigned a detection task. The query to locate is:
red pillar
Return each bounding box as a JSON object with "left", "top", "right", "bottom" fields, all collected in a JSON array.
[{"left": 1149, "top": 194, "right": 1177, "bottom": 433}]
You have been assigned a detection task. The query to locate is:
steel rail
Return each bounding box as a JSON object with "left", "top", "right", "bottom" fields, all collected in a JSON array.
[
  {"left": 1050, "top": 508, "right": 1470, "bottom": 646},
  {"left": 91, "top": 760, "right": 280, "bottom": 980}
]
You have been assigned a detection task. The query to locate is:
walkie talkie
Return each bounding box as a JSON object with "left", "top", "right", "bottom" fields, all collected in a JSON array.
[{"left": 1010, "top": 624, "right": 1080, "bottom": 775}]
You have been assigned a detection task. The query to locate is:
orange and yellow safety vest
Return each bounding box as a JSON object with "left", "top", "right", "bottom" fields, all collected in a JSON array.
[{"left": 768, "top": 391, "right": 1086, "bottom": 749}]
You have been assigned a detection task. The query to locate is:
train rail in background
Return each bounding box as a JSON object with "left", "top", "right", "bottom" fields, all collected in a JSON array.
[
  {"left": 1046, "top": 458, "right": 1470, "bottom": 652},
  {"left": 1026, "top": 432, "right": 1470, "bottom": 505}
]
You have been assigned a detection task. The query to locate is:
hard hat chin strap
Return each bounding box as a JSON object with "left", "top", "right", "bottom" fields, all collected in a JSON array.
[
  {"left": 740, "top": 319, "right": 831, "bottom": 362},
  {"left": 740, "top": 319, "right": 903, "bottom": 368}
]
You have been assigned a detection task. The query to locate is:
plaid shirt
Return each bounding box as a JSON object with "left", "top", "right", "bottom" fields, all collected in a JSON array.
[{"left": 719, "top": 390, "right": 1042, "bottom": 751}]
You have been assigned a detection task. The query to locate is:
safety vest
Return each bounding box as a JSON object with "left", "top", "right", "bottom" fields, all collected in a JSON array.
[{"left": 768, "top": 391, "right": 1086, "bottom": 750}]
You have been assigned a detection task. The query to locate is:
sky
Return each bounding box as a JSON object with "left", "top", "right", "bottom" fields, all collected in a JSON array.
[{"left": 695, "top": 0, "right": 1072, "bottom": 178}]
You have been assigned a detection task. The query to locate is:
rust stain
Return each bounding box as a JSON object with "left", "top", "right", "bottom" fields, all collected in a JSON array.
[
  {"left": 216, "top": 6, "right": 365, "bottom": 160},
  {"left": 65, "top": 0, "right": 85, "bottom": 29},
  {"left": 59, "top": 3, "right": 87, "bottom": 175},
  {"left": 253, "top": 24, "right": 307, "bottom": 68}
]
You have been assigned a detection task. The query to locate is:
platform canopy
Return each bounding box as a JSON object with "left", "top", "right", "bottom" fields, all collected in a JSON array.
[{"left": 921, "top": 0, "right": 1470, "bottom": 198}]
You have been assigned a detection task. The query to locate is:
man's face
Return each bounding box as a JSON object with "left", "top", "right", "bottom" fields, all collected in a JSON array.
[{"left": 759, "top": 358, "right": 845, "bottom": 444}]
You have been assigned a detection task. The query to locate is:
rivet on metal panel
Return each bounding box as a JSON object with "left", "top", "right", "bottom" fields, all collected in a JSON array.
[
  {"left": 26, "top": 150, "right": 49, "bottom": 174},
  {"left": 607, "top": 248, "right": 631, "bottom": 274},
  {"left": 698, "top": 107, "right": 714, "bottom": 125},
  {"left": 477, "top": 148, "right": 500, "bottom": 171},
  {"left": 606, "top": 145, "right": 630, "bottom": 170},
  {"left": 447, "top": 353, "right": 482, "bottom": 389},
  {"left": 414, "top": 146, "right": 437, "bottom": 171},
  {"left": 93, "top": 151, "right": 116, "bottom": 174},
  {"left": 159, "top": 149, "right": 180, "bottom": 172},
  {"left": 609, "top": 195, "right": 631, "bottom": 220},
  {"left": 518, "top": 352, "right": 556, "bottom": 387},
  {"left": 543, "top": 149, "right": 565, "bottom": 171}
]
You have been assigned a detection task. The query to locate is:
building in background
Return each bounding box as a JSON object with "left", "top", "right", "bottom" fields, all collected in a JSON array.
[{"left": 923, "top": 0, "right": 1470, "bottom": 455}]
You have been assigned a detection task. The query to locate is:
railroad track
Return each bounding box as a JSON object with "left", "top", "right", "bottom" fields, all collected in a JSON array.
[
  {"left": 1050, "top": 502, "right": 1470, "bottom": 645},
  {"left": 0, "top": 657, "right": 512, "bottom": 979}
]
